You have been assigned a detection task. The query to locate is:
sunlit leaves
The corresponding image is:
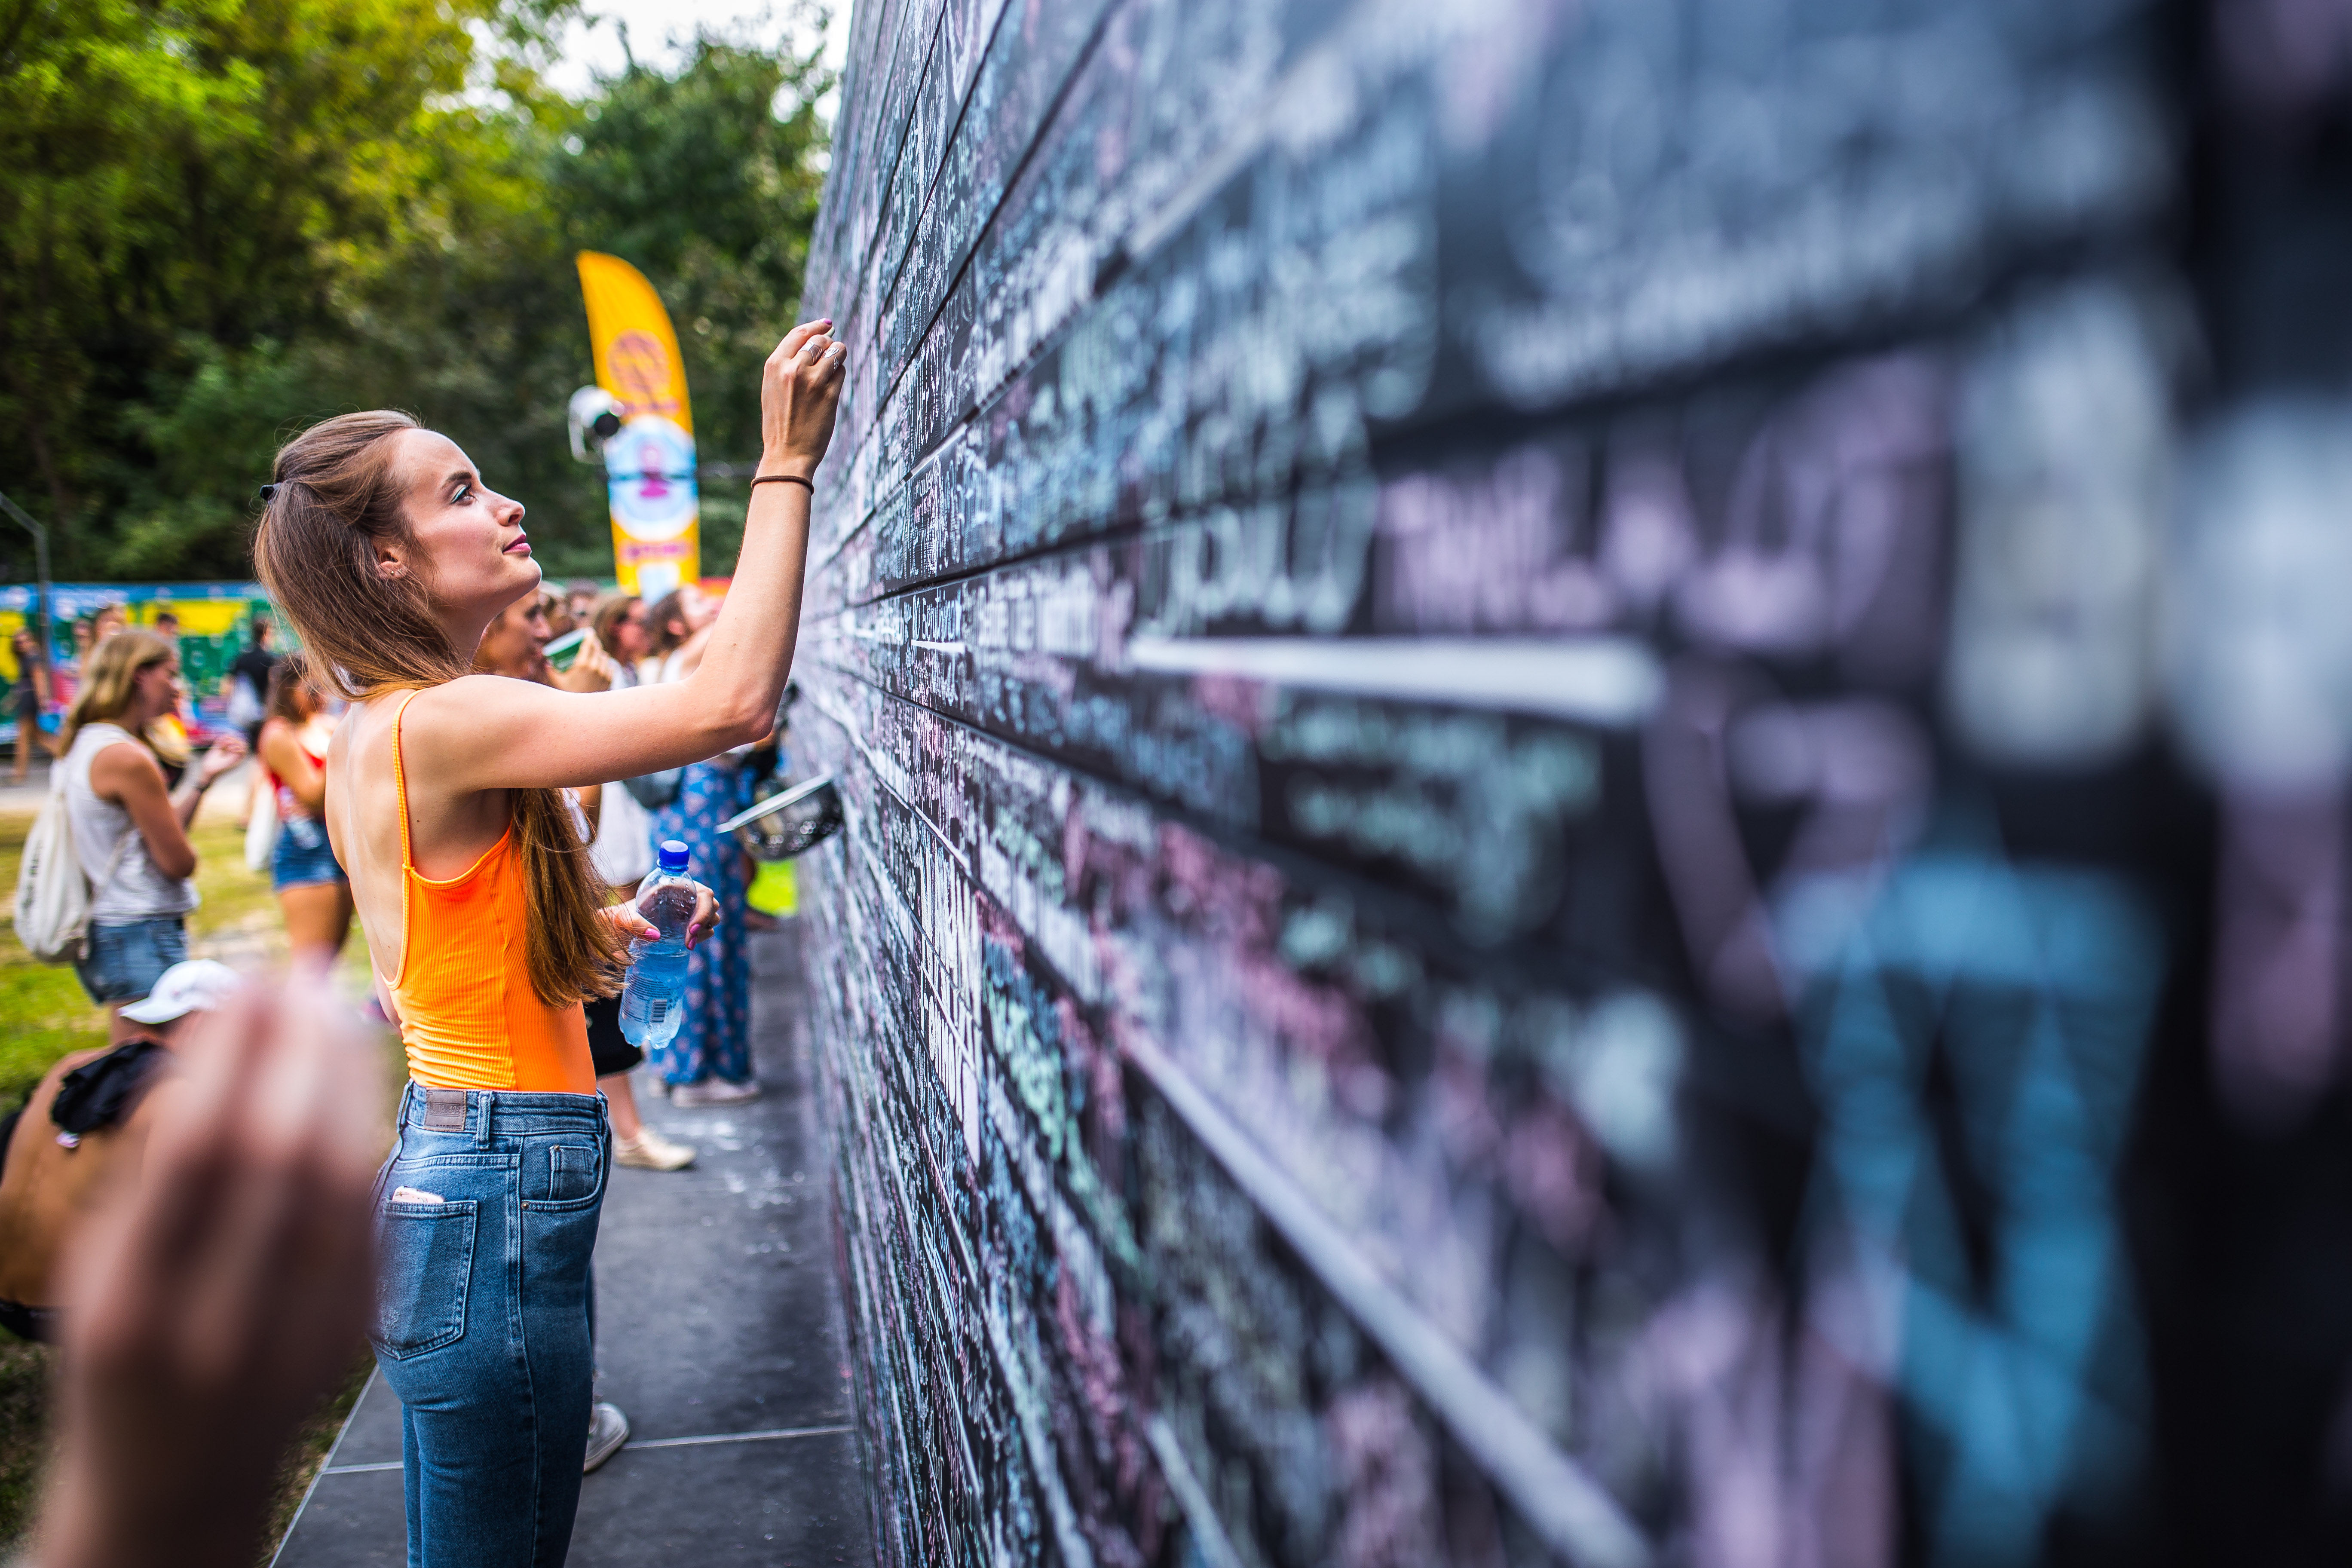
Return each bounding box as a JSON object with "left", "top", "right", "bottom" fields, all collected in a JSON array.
[{"left": 0, "top": 0, "right": 827, "bottom": 582}]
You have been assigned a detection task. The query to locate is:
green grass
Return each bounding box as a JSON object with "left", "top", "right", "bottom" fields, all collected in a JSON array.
[
  {"left": 0, "top": 1338, "right": 54, "bottom": 1560},
  {"left": 0, "top": 803, "right": 306, "bottom": 1109},
  {"left": 0, "top": 784, "right": 375, "bottom": 1561},
  {"left": 0, "top": 813, "right": 112, "bottom": 1110}
]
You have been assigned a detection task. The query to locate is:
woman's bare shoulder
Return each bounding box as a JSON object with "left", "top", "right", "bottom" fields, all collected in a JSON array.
[
  {"left": 86, "top": 735, "right": 162, "bottom": 789},
  {"left": 328, "top": 694, "right": 401, "bottom": 781}
]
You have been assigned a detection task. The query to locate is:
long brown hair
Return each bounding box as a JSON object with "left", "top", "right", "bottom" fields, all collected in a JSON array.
[
  {"left": 252, "top": 411, "right": 622, "bottom": 1004},
  {"left": 643, "top": 587, "right": 697, "bottom": 660},
  {"left": 60, "top": 629, "right": 172, "bottom": 753},
  {"left": 264, "top": 649, "right": 322, "bottom": 726},
  {"left": 589, "top": 592, "right": 641, "bottom": 655}
]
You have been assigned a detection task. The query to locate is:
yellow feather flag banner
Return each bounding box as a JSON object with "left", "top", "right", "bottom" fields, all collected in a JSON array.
[{"left": 577, "top": 251, "right": 699, "bottom": 597}]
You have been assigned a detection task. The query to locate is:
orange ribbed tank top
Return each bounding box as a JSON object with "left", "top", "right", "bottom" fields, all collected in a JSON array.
[{"left": 382, "top": 690, "right": 594, "bottom": 1094}]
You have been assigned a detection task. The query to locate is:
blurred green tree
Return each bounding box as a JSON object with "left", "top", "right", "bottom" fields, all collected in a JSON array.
[
  {"left": 557, "top": 29, "right": 832, "bottom": 570},
  {"left": 0, "top": 0, "right": 831, "bottom": 582}
]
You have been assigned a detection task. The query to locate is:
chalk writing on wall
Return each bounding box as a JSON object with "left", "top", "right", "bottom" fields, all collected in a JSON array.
[{"left": 794, "top": 0, "right": 2352, "bottom": 1562}]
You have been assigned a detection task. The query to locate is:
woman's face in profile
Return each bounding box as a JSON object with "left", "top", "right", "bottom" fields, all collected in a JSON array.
[
  {"left": 390, "top": 429, "right": 537, "bottom": 621},
  {"left": 132, "top": 656, "right": 183, "bottom": 722}
]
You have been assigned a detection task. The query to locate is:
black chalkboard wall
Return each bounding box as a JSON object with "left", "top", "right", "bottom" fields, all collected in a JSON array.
[{"left": 790, "top": 1, "right": 2352, "bottom": 1563}]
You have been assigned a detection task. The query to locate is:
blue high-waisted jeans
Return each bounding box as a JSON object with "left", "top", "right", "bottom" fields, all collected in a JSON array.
[{"left": 371, "top": 1084, "right": 609, "bottom": 1568}]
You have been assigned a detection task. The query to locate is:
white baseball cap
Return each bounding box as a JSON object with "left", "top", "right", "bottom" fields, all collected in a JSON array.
[{"left": 119, "top": 959, "right": 242, "bottom": 1025}]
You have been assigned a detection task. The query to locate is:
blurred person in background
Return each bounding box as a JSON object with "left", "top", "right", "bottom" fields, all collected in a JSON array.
[
  {"left": 643, "top": 584, "right": 715, "bottom": 677},
  {"left": 577, "top": 595, "right": 659, "bottom": 902},
  {"left": 55, "top": 617, "right": 93, "bottom": 713},
  {"left": 148, "top": 613, "right": 193, "bottom": 776},
  {"left": 543, "top": 590, "right": 623, "bottom": 693},
  {"left": 30, "top": 974, "right": 382, "bottom": 1568},
  {"left": 227, "top": 616, "right": 281, "bottom": 754},
  {"left": 641, "top": 584, "right": 757, "bottom": 1107},
  {"left": 571, "top": 591, "right": 691, "bottom": 1168},
  {"left": 592, "top": 592, "right": 651, "bottom": 681},
  {"left": 479, "top": 589, "right": 618, "bottom": 695},
  {"left": 116, "top": 605, "right": 192, "bottom": 787},
  {"left": 474, "top": 590, "right": 554, "bottom": 683},
  {"left": 0, "top": 959, "right": 240, "bottom": 1344},
  {"left": 12, "top": 626, "right": 54, "bottom": 783},
  {"left": 473, "top": 590, "right": 692, "bottom": 1172},
  {"left": 564, "top": 580, "right": 601, "bottom": 632},
  {"left": 60, "top": 631, "right": 245, "bottom": 1038},
  {"left": 256, "top": 654, "right": 353, "bottom": 969}
]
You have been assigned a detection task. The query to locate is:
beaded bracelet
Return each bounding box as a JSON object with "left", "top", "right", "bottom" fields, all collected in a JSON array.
[{"left": 750, "top": 474, "right": 815, "bottom": 493}]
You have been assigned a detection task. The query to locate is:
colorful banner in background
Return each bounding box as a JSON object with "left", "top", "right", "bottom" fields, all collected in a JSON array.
[
  {"left": 577, "top": 251, "right": 699, "bottom": 600},
  {"left": 0, "top": 582, "right": 275, "bottom": 746}
]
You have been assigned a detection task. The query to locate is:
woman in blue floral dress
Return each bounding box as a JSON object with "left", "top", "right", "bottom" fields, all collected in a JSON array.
[{"left": 644, "top": 586, "right": 759, "bottom": 1105}]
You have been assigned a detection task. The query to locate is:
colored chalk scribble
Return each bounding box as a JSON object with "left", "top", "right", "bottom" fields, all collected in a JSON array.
[{"left": 791, "top": 0, "right": 2352, "bottom": 1562}]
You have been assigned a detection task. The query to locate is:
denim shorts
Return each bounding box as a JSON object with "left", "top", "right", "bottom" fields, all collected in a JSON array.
[
  {"left": 271, "top": 813, "right": 346, "bottom": 891},
  {"left": 73, "top": 915, "right": 187, "bottom": 1004},
  {"left": 371, "top": 1084, "right": 610, "bottom": 1566}
]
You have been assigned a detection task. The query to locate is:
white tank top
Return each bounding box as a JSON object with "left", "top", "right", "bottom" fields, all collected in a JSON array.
[{"left": 63, "top": 723, "right": 199, "bottom": 923}]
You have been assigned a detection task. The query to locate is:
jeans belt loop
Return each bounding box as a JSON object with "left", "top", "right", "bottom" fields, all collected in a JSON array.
[{"left": 475, "top": 1091, "right": 494, "bottom": 1149}]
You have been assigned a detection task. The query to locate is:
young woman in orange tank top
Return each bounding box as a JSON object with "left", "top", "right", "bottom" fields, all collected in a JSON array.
[{"left": 251, "top": 322, "right": 845, "bottom": 1567}]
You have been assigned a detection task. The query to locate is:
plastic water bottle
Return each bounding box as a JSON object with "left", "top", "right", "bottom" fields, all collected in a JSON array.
[{"left": 619, "top": 840, "right": 696, "bottom": 1049}]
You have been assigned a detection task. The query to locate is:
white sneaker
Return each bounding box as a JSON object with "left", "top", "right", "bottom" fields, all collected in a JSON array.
[
  {"left": 614, "top": 1128, "right": 696, "bottom": 1171},
  {"left": 584, "top": 1401, "right": 630, "bottom": 1473},
  {"left": 669, "top": 1078, "right": 760, "bottom": 1107}
]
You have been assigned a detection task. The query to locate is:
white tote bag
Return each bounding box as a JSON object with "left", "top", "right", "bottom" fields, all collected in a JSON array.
[
  {"left": 245, "top": 775, "right": 281, "bottom": 873},
  {"left": 591, "top": 776, "right": 655, "bottom": 890},
  {"left": 12, "top": 766, "right": 130, "bottom": 964}
]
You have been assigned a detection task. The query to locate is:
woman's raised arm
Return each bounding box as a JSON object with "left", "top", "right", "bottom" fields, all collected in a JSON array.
[{"left": 415, "top": 322, "right": 846, "bottom": 793}]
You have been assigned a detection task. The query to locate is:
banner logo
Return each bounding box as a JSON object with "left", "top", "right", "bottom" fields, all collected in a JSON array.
[
  {"left": 609, "top": 331, "right": 679, "bottom": 417},
  {"left": 607, "top": 416, "right": 698, "bottom": 540}
]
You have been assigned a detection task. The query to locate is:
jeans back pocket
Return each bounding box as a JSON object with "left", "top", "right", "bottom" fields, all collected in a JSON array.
[{"left": 372, "top": 1199, "right": 479, "bottom": 1358}]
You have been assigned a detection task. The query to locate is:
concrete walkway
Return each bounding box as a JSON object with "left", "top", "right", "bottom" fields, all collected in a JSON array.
[
  {"left": 274, "top": 925, "right": 874, "bottom": 1567},
  {"left": 0, "top": 759, "right": 253, "bottom": 818}
]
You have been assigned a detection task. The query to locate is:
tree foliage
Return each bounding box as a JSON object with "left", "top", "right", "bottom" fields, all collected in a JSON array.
[{"left": 0, "top": 0, "right": 831, "bottom": 581}]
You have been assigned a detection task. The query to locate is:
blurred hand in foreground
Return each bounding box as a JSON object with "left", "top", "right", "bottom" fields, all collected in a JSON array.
[{"left": 37, "top": 977, "right": 384, "bottom": 1568}]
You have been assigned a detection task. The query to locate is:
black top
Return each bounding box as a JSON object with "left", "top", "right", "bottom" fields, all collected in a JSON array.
[
  {"left": 230, "top": 645, "right": 280, "bottom": 703},
  {"left": 50, "top": 1038, "right": 169, "bottom": 1137}
]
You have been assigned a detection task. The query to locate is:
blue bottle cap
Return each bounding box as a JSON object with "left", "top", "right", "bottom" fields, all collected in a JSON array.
[{"left": 658, "top": 840, "right": 691, "bottom": 873}]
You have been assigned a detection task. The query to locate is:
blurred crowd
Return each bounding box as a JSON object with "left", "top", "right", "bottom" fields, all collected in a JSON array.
[{"left": 2, "top": 573, "right": 801, "bottom": 1337}]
